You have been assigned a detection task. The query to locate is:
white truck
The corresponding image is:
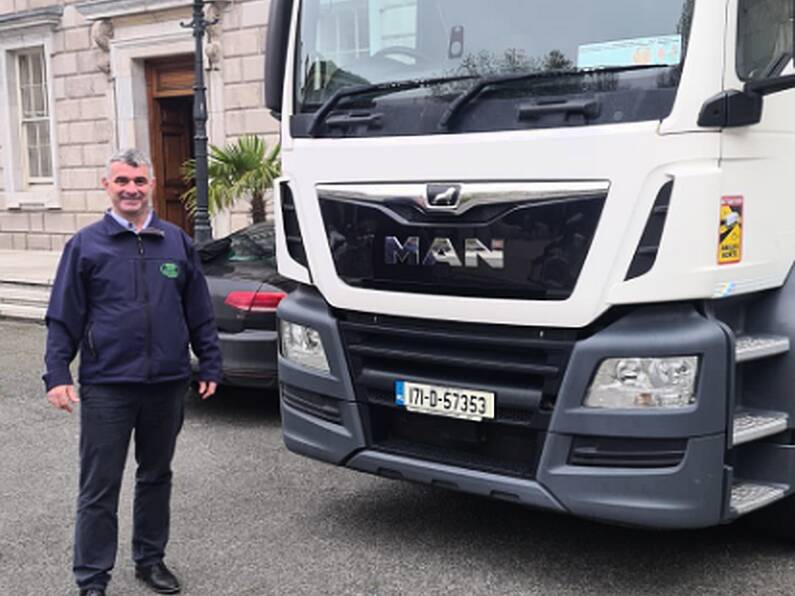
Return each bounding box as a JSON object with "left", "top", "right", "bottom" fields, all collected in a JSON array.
[{"left": 265, "top": 0, "right": 795, "bottom": 531}]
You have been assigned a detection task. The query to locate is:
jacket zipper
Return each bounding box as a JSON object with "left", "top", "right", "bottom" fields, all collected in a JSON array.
[
  {"left": 137, "top": 235, "right": 152, "bottom": 380},
  {"left": 86, "top": 322, "right": 97, "bottom": 359}
]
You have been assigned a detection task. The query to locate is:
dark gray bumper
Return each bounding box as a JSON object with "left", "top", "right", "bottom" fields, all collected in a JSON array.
[
  {"left": 193, "top": 328, "right": 278, "bottom": 388},
  {"left": 277, "top": 287, "right": 732, "bottom": 529}
]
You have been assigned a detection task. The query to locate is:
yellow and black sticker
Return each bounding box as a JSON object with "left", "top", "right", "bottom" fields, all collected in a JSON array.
[{"left": 718, "top": 196, "right": 743, "bottom": 265}]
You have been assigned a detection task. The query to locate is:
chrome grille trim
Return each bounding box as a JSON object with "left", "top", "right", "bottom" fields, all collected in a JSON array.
[{"left": 316, "top": 181, "right": 610, "bottom": 216}]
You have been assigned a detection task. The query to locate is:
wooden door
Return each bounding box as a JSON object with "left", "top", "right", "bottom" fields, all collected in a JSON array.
[{"left": 146, "top": 57, "right": 195, "bottom": 234}]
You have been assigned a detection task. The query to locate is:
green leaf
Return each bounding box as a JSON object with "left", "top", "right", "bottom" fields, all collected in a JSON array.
[{"left": 179, "top": 135, "right": 281, "bottom": 223}]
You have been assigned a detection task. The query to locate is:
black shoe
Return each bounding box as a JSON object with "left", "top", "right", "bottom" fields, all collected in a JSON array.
[
  {"left": 79, "top": 589, "right": 105, "bottom": 596},
  {"left": 135, "top": 562, "right": 181, "bottom": 594}
]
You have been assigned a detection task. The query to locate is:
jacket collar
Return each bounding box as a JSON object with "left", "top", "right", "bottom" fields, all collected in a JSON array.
[{"left": 102, "top": 211, "right": 165, "bottom": 238}]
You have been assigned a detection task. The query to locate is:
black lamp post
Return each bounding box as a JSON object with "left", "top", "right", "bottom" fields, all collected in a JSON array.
[{"left": 182, "top": 0, "right": 216, "bottom": 244}]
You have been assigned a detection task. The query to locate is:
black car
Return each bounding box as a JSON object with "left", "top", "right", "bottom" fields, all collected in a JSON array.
[{"left": 196, "top": 223, "right": 294, "bottom": 388}]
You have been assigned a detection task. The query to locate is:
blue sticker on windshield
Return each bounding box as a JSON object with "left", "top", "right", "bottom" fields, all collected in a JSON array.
[{"left": 577, "top": 35, "right": 682, "bottom": 69}]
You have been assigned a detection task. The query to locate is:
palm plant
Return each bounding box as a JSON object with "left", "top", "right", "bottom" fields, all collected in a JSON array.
[{"left": 181, "top": 135, "right": 281, "bottom": 224}]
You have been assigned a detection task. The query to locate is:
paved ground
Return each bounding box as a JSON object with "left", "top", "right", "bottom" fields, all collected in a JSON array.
[{"left": 2, "top": 320, "right": 795, "bottom": 596}]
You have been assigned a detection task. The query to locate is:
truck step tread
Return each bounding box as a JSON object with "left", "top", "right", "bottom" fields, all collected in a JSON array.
[
  {"left": 735, "top": 335, "right": 790, "bottom": 363},
  {"left": 731, "top": 480, "right": 787, "bottom": 515},
  {"left": 733, "top": 410, "right": 789, "bottom": 446}
]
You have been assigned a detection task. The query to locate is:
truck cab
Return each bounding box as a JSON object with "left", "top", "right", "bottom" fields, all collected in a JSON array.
[{"left": 267, "top": 0, "right": 795, "bottom": 530}]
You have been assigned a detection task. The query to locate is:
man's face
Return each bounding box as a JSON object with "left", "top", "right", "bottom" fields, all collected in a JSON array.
[{"left": 101, "top": 162, "right": 155, "bottom": 219}]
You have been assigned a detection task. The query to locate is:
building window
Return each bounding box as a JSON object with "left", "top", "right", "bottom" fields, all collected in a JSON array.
[
  {"left": 313, "top": 0, "right": 418, "bottom": 66},
  {"left": 317, "top": 0, "right": 371, "bottom": 65},
  {"left": 16, "top": 47, "right": 52, "bottom": 183},
  {"left": 0, "top": 8, "right": 61, "bottom": 209},
  {"left": 371, "top": 0, "right": 417, "bottom": 51}
]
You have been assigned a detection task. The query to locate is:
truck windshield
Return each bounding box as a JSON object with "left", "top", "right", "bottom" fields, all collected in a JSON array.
[{"left": 294, "top": 0, "right": 695, "bottom": 137}]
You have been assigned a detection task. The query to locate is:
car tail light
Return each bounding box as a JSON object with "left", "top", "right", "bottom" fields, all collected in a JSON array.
[{"left": 224, "top": 291, "right": 287, "bottom": 312}]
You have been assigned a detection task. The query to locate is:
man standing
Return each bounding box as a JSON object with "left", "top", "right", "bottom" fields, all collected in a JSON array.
[{"left": 43, "top": 149, "right": 222, "bottom": 596}]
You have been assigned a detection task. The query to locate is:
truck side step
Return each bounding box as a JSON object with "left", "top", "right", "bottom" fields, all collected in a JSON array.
[
  {"left": 730, "top": 480, "right": 787, "bottom": 515},
  {"left": 735, "top": 335, "right": 790, "bottom": 363},
  {"left": 732, "top": 410, "right": 789, "bottom": 446}
]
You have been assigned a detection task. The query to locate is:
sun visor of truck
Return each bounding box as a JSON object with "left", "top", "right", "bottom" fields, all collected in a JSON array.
[
  {"left": 265, "top": 0, "right": 294, "bottom": 115},
  {"left": 625, "top": 181, "right": 673, "bottom": 281}
]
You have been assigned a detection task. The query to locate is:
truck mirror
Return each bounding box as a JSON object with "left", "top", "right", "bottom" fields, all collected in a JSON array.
[
  {"left": 699, "top": 1, "right": 795, "bottom": 128},
  {"left": 265, "top": 0, "right": 294, "bottom": 118},
  {"left": 697, "top": 71, "right": 795, "bottom": 129},
  {"left": 697, "top": 90, "right": 763, "bottom": 128}
]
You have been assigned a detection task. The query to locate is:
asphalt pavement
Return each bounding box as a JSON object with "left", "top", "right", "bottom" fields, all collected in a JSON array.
[{"left": 2, "top": 320, "right": 795, "bottom": 596}]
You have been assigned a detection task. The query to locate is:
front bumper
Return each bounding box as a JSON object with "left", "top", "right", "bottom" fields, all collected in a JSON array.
[
  {"left": 278, "top": 287, "right": 732, "bottom": 529},
  {"left": 193, "top": 329, "right": 278, "bottom": 388}
]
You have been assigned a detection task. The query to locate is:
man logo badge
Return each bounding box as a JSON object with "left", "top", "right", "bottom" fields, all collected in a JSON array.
[
  {"left": 385, "top": 237, "right": 504, "bottom": 269},
  {"left": 426, "top": 184, "right": 461, "bottom": 209}
]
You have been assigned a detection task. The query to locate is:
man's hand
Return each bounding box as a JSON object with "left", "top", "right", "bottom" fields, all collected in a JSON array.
[
  {"left": 47, "top": 384, "right": 79, "bottom": 413},
  {"left": 198, "top": 380, "right": 217, "bottom": 400}
]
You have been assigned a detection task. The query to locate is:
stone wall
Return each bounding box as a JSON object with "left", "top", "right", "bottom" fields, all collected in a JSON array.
[
  {"left": 0, "top": 131, "right": 4, "bottom": 197},
  {"left": 221, "top": 0, "right": 280, "bottom": 232},
  {"left": 0, "top": 0, "right": 278, "bottom": 251},
  {"left": 52, "top": 3, "right": 112, "bottom": 251}
]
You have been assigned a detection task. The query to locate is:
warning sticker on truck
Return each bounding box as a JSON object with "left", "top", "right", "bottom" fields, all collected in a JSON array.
[{"left": 718, "top": 196, "right": 743, "bottom": 265}]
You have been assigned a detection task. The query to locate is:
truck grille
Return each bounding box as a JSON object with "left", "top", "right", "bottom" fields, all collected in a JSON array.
[
  {"left": 625, "top": 181, "right": 673, "bottom": 280},
  {"left": 338, "top": 311, "right": 576, "bottom": 478},
  {"left": 319, "top": 183, "right": 607, "bottom": 301},
  {"left": 280, "top": 182, "right": 308, "bottom": 267},
  {"left": 281, "top": 384, "right": 343, "bottom": 425},
  {"left": 366, "top": 404, "right": 545, "bottom": 478},
  {"left": 568, "top": 436, "right": 687, "bottom": 468}
]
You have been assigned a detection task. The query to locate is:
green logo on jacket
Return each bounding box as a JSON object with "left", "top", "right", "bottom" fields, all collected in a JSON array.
[{"left": 160, "top": 262, "right": 179, "bottom": 279}]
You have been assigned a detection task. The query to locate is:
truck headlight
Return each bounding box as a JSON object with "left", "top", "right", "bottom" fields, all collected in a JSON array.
[
  {"left": 584, "top": 356, "right": 698, "bottom": 409},
  {"left": 280, "top": 320, "right": 330, "bottom": 373}
]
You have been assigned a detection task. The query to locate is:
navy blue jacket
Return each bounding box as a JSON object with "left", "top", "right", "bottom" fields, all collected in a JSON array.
[{"left": 43, "top": 212, "right": 222, "bottom": 390}]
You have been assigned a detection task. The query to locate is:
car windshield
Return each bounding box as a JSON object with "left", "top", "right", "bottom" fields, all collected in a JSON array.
[{"left": 294, "top": 0, "right": 695, "bottom": 136}]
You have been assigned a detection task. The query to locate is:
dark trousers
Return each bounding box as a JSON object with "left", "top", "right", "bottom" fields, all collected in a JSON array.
[{"left": 74, "top": 381, "right": 187, "bottom": 590}]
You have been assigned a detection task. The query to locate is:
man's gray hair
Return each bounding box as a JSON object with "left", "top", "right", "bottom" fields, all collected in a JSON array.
[{"left": 106, "top": 148, "right": 153, "bottom": 177}]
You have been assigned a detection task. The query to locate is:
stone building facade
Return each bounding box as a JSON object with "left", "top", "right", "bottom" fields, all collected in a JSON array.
[{"left": 0, "top": 0, "right": 279, "bottom": 251}]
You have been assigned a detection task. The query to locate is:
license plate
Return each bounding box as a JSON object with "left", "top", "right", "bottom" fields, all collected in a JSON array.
[{"left": 395, "top": 380, "right": 495, "bottom": 422}]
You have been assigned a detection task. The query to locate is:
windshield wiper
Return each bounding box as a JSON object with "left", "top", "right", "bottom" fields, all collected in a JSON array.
[
  {"left": 439, "top": 64, "right": 671, "bottom": 131},
  {"left": 764, "top": 52, "right": 793, "bottom": 78},
  {"left": 308, "top": 74, "right": 477, "bottom": 137},
  {"left": 517, "top": 97, "right": 601, "bottom": 121}
]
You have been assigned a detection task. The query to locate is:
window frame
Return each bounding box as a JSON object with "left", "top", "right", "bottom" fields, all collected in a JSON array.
[
  {"left": 15, "top": 46, "right": 53, "bottom": 186},
  {"left": 316, "top": 0, "right": 371, "bottom": 65},
  {"left": 0, "top": 29, "right": 60, "bottom": 209}
]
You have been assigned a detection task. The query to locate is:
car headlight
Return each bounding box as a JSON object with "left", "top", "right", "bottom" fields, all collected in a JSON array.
[
  {"left": 280, "top": 320, "right": 330, "bottom": 373},
  {"left": 584, "top": 356, "right": 698, "bottom": 409}
]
